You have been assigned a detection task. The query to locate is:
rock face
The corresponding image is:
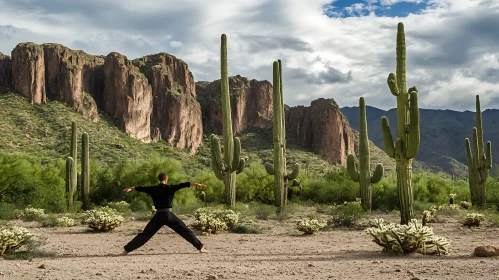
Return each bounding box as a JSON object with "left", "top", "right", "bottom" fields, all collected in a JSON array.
[
  {"left": 11, "top": 43, "right": 46, "bottom": 104},
  {"left": 286, "top": 98, "right": 355, "bottom": 165},
  {"left": 196, "top": 75, "right": 273, "bottom": 134},
  {"left": 103, "top": 53, "right": 153, "bottom": 142},
  {"left": 133, "top": 53, "right": 202, "bottom": 152},
  {"left": 43, "top": 43, "right": 103, "bottom": 121},
  {"left": 0, "top": 52, "right": 11, "bottom": 86}
]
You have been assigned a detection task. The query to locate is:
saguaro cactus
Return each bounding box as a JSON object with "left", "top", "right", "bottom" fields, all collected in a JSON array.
[
  {"left": 65, "top": 121, "right": 78, "bottom": 208},
  {"left": 81, "top": 132, "right": 90, "bottom": 210},
  {"left": 347, "top": 97, "right": 384, "bottom": 211},
  {"left": 265, "top": 60, "right": 300, "bottom": 210},
  {"left": 65, "top": 157, "right": 75, "bottom": 208},
  {"left": 465, "top": 95, "right": 492, "bottom": 206},
  {"left": 210, "top": 34, "right": 246, "bottom": 208},
  {"left": 381, "top": 22, "right": 420, "bottom": 225}
]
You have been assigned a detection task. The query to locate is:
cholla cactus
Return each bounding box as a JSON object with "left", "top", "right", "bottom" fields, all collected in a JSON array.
[
  {"left": 296, "top": 219, "right": 327, "bottom": 235},
  {"left": 365, "top": 218, "right": 450, "bottom": 255},
  {"left": 151, "top": 205, "right": 157, "bottom": 215},
  {"left": 0, "top": 226, "right": 33, "bottom": 256},
  {"left": 449, "top": 193, "right": 456, "bottom": 205},
  {"left": 19, "top": 207, "right": 45, "bottom": 221},
  {"left": 192, "top": 208, "right": 239, "bottom": 235},
  {"left": 460, "top": 201, "right": 472, "bottom": 209},
  {"left": 463, "top": 213, "right": 485, "bottom": 227},
  {"left": 83, "top": 207, "right": 124, "bottom": 232},
  {"left": 422, "top": 205, "right": 437, "bottom": 226},
  {"left": 109, "top": 201, "right": 129, "bottom": 206},
  {"left": 56, "top": 217, "right": 76, "bottom": 227}
]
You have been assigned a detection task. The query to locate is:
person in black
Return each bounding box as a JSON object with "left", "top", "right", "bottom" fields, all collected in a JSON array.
[{"left": 120, "top": 172, "right": 208, "bottom": 255}]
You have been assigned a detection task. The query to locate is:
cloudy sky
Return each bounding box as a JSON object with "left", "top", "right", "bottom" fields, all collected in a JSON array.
[{"left": 0, "top": 0, "right": 498, "bottom": 111}]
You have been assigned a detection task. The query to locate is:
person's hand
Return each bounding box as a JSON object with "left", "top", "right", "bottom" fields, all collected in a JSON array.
[
  {"left": 123, "top": 187, "right": 135, "bottom": 193},
  {"left": 196, "top": 183, "right": 207, "bottom": 189}
]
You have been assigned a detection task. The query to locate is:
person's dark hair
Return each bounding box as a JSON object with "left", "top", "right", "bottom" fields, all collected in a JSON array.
[{"left": 158, "top": 172, "right": 168, "bottom": 182}]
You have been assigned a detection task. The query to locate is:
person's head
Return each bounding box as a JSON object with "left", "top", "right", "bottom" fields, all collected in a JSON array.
[{"left": 158, "top": 172, "right": 168, "bottom": 184}]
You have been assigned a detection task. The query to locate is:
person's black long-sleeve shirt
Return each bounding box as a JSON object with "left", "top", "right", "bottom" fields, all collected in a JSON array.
[{"left": 135, "top": 182, "right": 190, "bottom": 209}]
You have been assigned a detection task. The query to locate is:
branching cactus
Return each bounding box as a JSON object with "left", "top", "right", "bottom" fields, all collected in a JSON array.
[
  {"left": 265, "top": 60, "right": 300, "bottom": 210},
  {"left": 347, "top": 97, "right": 384, "bottom": 211},
  {"left": 81, "top": 132, "right": 90, "bottom": 210},
  {"left": 380, "top": 22, "right": 420, "bottom": 224},
  {"left": 210, "top": 34, "right": 245, "bottom": 208},
  {"left": 465, "top": 95, "right": 492, "bottom": 206}
]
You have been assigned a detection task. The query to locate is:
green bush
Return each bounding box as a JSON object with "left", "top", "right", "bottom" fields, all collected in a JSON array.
[
  {"left": 301, "top": 169, "right": 359, "bottom": 204},
  {"left": 252, "top": 203, "right": 277, "bottom": 220},
  {"left": 329, "top": 201, "right": 365, "bottom": 227},
  {"left": 107, "top": 201, "right": 132, "bottom": 216},
  {"left": 129, "top": 198, "right": 149, "bottom": 213},
  {"left": 0, "top": 203, "right": 16, "bottom": 220},
  {"left": 232, "top": 224, "right": 263, "bottom": 234},
  {"left": 235, "top": 161, "right": 274, "bottom": 204}
]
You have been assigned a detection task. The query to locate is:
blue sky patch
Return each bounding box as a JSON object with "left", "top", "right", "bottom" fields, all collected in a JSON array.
[{"left": 323, "top": 0, "right": 429, "bottom": 18}]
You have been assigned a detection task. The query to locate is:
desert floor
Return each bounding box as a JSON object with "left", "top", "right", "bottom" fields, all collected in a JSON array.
[{"left": 1, "top": 212, "right": 499, "bottom": 280}]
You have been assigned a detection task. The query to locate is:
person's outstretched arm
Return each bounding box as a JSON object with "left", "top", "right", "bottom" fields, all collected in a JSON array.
[
  {"left": 170, "top": 182, "right": 208, "bottom": 192},
  {"left": 123, "top": 185, "right": 156, "bottom": 194}
]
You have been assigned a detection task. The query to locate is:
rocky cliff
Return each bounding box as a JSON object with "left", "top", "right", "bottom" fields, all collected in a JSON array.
[
  {"left": 0, "top": 52, "right": 11, "bottom": 86},
  {"left": 7, "top": 43, "right": 202, "bottom": 152},
  {"left": 133, "top": 53, "right": 202, "bottom": 152},
  {"left": 286, "top": 98, "right": 355, "bottom": 165},
  {"left": 103, "top": 53, "right": 153, "bottom": 142},
  {"left": 11, "top": 43, "right": 46, "bottom": 104},
  {"left": 196, "top": 75, "right": 273, "bottom": 134}
]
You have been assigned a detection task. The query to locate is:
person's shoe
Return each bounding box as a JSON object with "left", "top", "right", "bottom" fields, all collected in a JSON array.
[{"left": 199, "top": 248, "right": 208, "bottom": 253}]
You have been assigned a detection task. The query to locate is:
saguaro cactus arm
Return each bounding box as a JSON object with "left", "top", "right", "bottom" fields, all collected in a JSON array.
[
  {"left": 404, "top": 88, "right": 420, "bottom": 159},
  {"left": 346, "top": 154, "right": 360, "bottom": 182},
  {"left": 371, "top": 163, "right": 384, "bottom": 184},
  {"left": 286, "top": 163, "right": 300, "bottom": 181},
  {"left": 486, "top": 141, "right": 492, "bottom": 168},
  {"left": 381, "top": 117, "right": 395, "bottom": 158}
]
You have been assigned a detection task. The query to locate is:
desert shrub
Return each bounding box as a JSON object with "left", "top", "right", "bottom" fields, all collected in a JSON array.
[
  {"left": 82, "top": 207, "right": 124, "bottom": 232},
  {"left": 301, "top": 169, "right": 359, "bottom": 204},
  {"left": 463, "top": 213, "right": 484, "bottom": 227},
  {"left": 41, "top": 215, "right": 75, "bottom": 227},
  {"left": 296, "top": 219, "right": 327, "bottom": 235},
  {"left": 365, "top": 218, "right": 450, "bottom": 255},
  {"left": 232, "top": 224, "right": 263, "bottom": 234},
  {"left": 0, "top": 203, "right": 17, "bottom": 220},
  {"left": 235, "top": 161, "right": 274, "bottom": 204},
  {"left": 0, "top": 226, "right": 34, "bottom": 256},
  {"left": 460, "top": 201, "right": 472, "bottom": 209},
  {"left": 129, "top": 198, "right": 150, "bottom": 213},
  {"left": 190, "top": 169, "right": 225, "bottom": 204},
  {"left": 0, "top": 153, "right": 66, "bottom": 213},
  {"left": 107, "top": 201, "right": 132, "bottom": 216},
  {"left": 19, "top": 207, "right": 45, "bottom": 222},
  {"left": 252, "top": 203, "right": 277, "bottom": 220},
  {"left": 329, "top": 201, "right": 365, "bottom": 227},
  {"left": 192, "top": 208, "right": 239, "bottom": 234}
]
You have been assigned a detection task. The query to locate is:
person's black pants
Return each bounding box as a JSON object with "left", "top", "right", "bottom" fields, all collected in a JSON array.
[{"left": 124, "top": 211, "right": 203, "bottom": 253}]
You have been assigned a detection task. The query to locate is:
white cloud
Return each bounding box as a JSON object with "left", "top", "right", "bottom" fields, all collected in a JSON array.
[{"left": 0, "top": 0, "right": 497, "bottom": 111}]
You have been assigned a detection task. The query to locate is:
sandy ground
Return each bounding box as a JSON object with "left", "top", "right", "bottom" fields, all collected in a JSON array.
[{"left": 1, "top": 213, "right": 499, "bottom": 280}]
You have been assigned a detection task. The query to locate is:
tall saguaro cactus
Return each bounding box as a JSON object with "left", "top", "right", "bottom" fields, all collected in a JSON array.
[
  {"left": 81, "top": 132, "right": 90, "bottom": 210},
  {"left": 210, "top": 34, "right": 246, "bottom": 208},
  {"left": 265, "top": 60, "right": 300, "bottom": 210},
  {"left": 381, "top": 22, "right": 420, "bottom": 225},
  {"left": 347, "top": 97, "right": 384, "bottom": 211},
  {"left": 465, "top": 95, "right": 492, "bottom": 206}
]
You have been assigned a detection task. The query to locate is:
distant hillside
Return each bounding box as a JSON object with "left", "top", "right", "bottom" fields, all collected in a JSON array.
[
  {"left": 341, "top": 105, "right": 499, "bottom": 177},
  {"left": 0, "top": 90, "right": 340, "bottom": 178}
]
